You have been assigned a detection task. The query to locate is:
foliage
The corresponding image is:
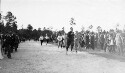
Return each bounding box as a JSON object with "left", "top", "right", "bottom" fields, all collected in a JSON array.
[
  {"left": 70, "top": 17, "right": 76, "bottom": 25},
  {"left": 4, "top": 11, "right": 17, "bottom": 33}
]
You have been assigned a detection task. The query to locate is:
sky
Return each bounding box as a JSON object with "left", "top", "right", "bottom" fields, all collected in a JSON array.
[{"left": 1, "top": 0, "right": 125, "bottom": 32}]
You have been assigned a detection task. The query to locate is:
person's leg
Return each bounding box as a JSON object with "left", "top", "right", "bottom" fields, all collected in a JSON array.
[
  {"left": 46, "top": 40, "right": 47, "bottom": 45},
  {"left": 114, "top": 45, "right": 117, "bottom": 53},
  {"left": 47, "top": 39, "right": 49, "bottom": 43},
  {"left": 63, "top": 40, "right": 65, "bottom": 47},
  {"left": 40, "top": 40, "right": 42, "bottom": 46},
  {"left": 111, "top": 45, "right": 114, "bottom": 53},
  {"left": 111, "top": 45, "right": 113, "bottom": 53},
  {"left": 95, "top": 40, "right": 97, "bottom": 49},
  {"left": 118, "top": 45, "right": 121, "bottom": 55},
  {"left": 41, "top": 40, "right": 43, "bottom": 46},
  {"left": 7, "top": 46, "right": 11, "bottom": 59},
  {"left": 61, "top": 41, "right": 63, "bottom": 48},
  {"left": 92, "top": 42, "right": 95, "bottom": 50},
  {"left": 87, "top": 42, "right": 89, "bottom": 49},
  {"left": 79, "top": 41, "right": 82, "bottom": 51},
  {"left": 112, "top": 45, "right": 115, "bottom": 53},
  {"left": 74, "top": 41, "right": 77, "bottom": 53},
  {"left": 110, "top": 45, "right": 113, "bottom": 53},
  {"left": 82, "top": 40, "right": 85, "bottom": 47},
  {"left": 76, "top": 43, "right": 78, "bottom": 53},
  {"left": 46, "top": 40, "right": 48, "bottom": 45},
  {"left": 61, "top": 40, "right": 63, "bottom": 48},
  {"left": 58, "top": 41, "right": 60, "bottom": 48},
  {"left": 120, "top": 44, "right": 123, "bottom": 55},
  {"left": 90, "top": 42, "right": 92, "bottom": 49},
  {"left": 86, "top": 42, "right": 88, "bottom": 49},
  {"left": 107, "top": 45, "right": 110, "bottom": 52},
  {"left": 97, "top": 41, "right": 100, "bottom": 49},
  {"left": 102, "top": 43, "right": 104, "bottom": 50},
  {"left": 59, "top": 41, "right": 61, "bottom": 48},
  {"left": 4, "top": 46, "right": 7, "bottom": 54},
  {"left": 71, "top": 41, "right": 74, "bottom": 52},
  {"left": 103, "top": 43, "right": 107, "bottom": 52},
  {"left": 15, "top": 43, "right": 18, "bottom": 52},
  {"left": 109, "top": 44, "right": 111, "bottom": 52},
  {"left": 100, "top": 43, "right": 103, "bottom": 50},
  {"left": 66, "top": 41, "right": 70, "bottom": 55},
  {"left": 10, "top": 44, "right": 13, "bottom": 53}
]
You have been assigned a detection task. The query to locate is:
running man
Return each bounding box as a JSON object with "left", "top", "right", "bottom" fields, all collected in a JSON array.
[
  {"left": 74, "top": 31, "right": 80, "bottom": 53},
  {"left": 39, "top": 35, "right": 44, "bottom": 46},
  {"left": 57, "top": 33, "right": 63, "bottom": 48},
  {"left": 45, "top": 34, "right": 49, "bottom": 45},
  {"left": 66, "top": 27, "right": 74, "bottom": 55}
]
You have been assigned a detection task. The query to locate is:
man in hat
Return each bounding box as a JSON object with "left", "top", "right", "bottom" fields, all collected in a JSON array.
[
  {"left": 115, "top": 30, "right": 123, "bottom": 55},
  {"left": 74, "top": 31, "right": 81, "bottom": 53},
  {"left": 90, "top": 32, "right": 95, "bottom": 50},
  {"left": 99, "top": 32, "right": 105, "bottom": 50},
  {"left": 39, "top": 35, "right": 44, "bottom": 46},
  {"left": 45, "top": 34, "right": 49, "bottom": 45},
  {"left": 4, "top": 33, "right": 12, "bottom": 59},
  {"left": 66, "top": 27, "right": 74, "bottom": 55},
  {"left": 57, "top": 33, "right": 63, "bottom": 48},
  {"left": 85, "top": 30, "right": 90, "bottom": 49}
]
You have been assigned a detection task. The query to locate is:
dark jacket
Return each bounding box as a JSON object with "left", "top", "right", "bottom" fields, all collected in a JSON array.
[{"left": 67, "top": 31, "right": 74, "bottom": 42}]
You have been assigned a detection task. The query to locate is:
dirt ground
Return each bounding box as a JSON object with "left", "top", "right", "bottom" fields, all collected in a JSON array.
[{"left": 1, "top": 40, "right": 125, "bottom": 73}]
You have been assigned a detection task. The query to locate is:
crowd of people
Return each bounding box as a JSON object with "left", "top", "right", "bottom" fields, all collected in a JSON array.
[
  {"left": 39, "top": 34, "right": 50, "bottom": 46},
  {"left": 56, "top": 27, "right": 125, "bottom": 55},
  {"left": 1, "top": 26, "right": 125, "bottom": 59},
  {"left": 0, "top": 32, "right": 20, "bottom": 59}
]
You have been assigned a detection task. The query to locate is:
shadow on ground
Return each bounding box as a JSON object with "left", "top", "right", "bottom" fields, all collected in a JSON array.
[
  {"left": 89, "top": 52, "right": 125, "bottom": 62},
  {"left": 78, "top": 47, "right": 125, "bottom": 62},
  {"left": 52, "top": 43, "right": 125, "bottom": 62}
]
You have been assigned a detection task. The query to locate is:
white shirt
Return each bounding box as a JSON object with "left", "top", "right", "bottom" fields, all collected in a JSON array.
[
  {"left": 57, "top": 36, "right": 63, "bottom": 41},
  {"left": 62, "top": 35, "right": 65, "bottom": 39},
  {"left": 39, "top": 36, "right": 43, "bottom": 40},
  {"left": 115, "top": 33, "right": 122, "bottom": 45},
  {"left": 45, "top": 36, "right": 49, "bottom": 39}
]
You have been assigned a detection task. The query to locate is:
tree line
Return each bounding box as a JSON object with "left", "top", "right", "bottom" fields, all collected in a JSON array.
[
  {"left": 1, "top": 11, "right": 121, "bottom": 42},
  {"left": 0, "top": 11, "right": 60, "bottom": 41}
]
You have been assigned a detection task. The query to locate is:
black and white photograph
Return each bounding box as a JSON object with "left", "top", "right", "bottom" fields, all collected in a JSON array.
[{"left": 0, "top": 0, "right": 125, "bottom": 73}]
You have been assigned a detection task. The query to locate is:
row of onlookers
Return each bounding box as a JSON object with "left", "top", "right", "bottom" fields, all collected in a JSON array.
[{"left": 56, "top": 29, "right": 125, "bottom": 55}]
